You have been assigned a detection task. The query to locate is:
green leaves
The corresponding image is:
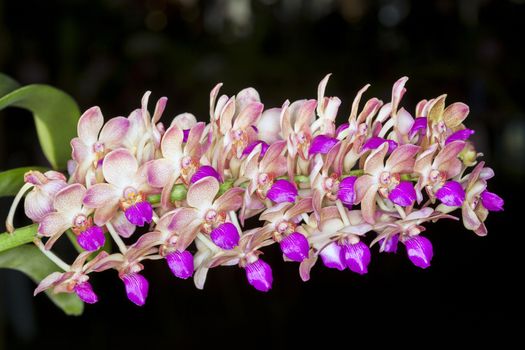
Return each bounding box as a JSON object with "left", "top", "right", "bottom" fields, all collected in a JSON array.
[
  {"left": 0, "top": 166, "right": 47, "bottom": 197},
  {"left": 0, "top": 73, "right": 83, "bottom": 315},
  {"left": 0, "top": 244, "right": 84, "bottom": 316},
  {"left": 0, "top": 74, "right": 80, "bottom": 170}
]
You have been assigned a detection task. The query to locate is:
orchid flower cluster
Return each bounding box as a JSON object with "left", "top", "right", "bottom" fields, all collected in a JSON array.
[{"left": 6, "top": 75, "right": 503, "bottom": 306}]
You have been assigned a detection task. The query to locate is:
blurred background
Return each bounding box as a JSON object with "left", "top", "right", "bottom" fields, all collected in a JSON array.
[{"left": 0, "top": 0, "right": 524, "bottom": 348}]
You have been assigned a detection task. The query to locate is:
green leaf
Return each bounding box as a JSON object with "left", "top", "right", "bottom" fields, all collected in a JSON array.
[
  {"left": 0, "top": 224, "right": 38, "bottom": 253},
  {"left": 0, "top": 78, "right": 80, "bottom": 170},
  {"left": 0, "top": 73, "right": 20, "bottom": 96},
  {"left": 0, "top": 166, "right": 48, "bottom": 197},
  {"left": 0, "top": 244, "right": 84, "bottom": 316}
]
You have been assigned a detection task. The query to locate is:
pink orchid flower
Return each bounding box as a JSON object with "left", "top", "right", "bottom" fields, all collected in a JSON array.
[
  {"left": 34, "top": 251, "right": 110, "bottom": 304},
  {"left": 178, "top": 177, "right": 244, "bottom": 249},
  {"left": 145, "top": 121, "right": 209, "bottom": 207},
  {"left": 83, "top": 149, "right": 157, "bottom": 229},
  {"left": 6, "top": 170, "right": 68, "bottom": 233},
  {"left": 70, "top": 106, "right": 130, "bottom": 185},
  {"left": 414, "top": 140, "right": 466, "bottom": 202},
  {"left": 238, "top": 140, "right": 287, "bottom": 221},
  {"left": 355, "top": 142, "right": 420, "bottom": 224},
  {"left": 38, "top": 183, "right": 105, "bottom": 251},
  {"left": 123, "top": 91, "right": 167, "bottom": 165}
]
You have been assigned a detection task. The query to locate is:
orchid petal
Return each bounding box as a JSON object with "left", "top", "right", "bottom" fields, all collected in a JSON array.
[
  {"left": 99, "top": 117, "right": 130, "bottom": 148},
  {"left": 78, "top": 106, "right": 103, "bottom": 145},
  {"left": 102, "top": 149, "right": 138, "bottom": 186},
  {"left": 186, "top": 177, "right": 219, "bottom": 210},
  {"left": 38, "top": 212, "right": 69, "bottom": 237},
  {"left": 53, "top": 184, "right": 85, "bottom": 214},
  {"left": 83, "top": 183, "right": 119, "bottom": 208},
  {"left": 409, "top": 117, "right": 427, "bottom": 138}
]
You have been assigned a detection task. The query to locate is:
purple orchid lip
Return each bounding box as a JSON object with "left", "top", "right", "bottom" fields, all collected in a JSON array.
[
  {"left": 76, "top": 226, "right": 105, "bottom": 251},
  {"left": 388, "top": 181, "right": 416, "bottom": 206},
  {"left": 74, "top": 282, "right": 98, "bottom": 304},
  {"left": 361, "top": 137, "right": 398, "bottom": 153},
  {"left": 279, "top": 232, "right": 309, "bottom": 262},
  {"left": 309, "top": 135, "right": 339, "bottom": 156},
  {"left": 244, "top": 259, "right": 273, "bottom": 292},
  {"left": 121, "top": 273, "right": 149, "bottom": 306},
  {"left": 404, "top": 236, "right": 433, "bottom": 269},
  {"left": 166, "top": 250, "right": 194, "bottom": 279},
  {"left": 480, "top": 190, "right": 504, "bottom": 212},
  {"left": 190, "top": 165, "right": 222, "bottom": 184},
  {"left": 125, "top": 201, "right": 153, "bottom": 226},
  {"left": 182, "top": 129, "right": 190, "bottom": 143},
  {"left": 336, "top": 123, "right": 349, "bottom": 137},
  {"left": 242, "top": 140, "right": 269, "bottom": 157},
  {"left": 380, "top": 235, "right": 399, "bottom": 253},
  {"left": 210, "top": 222, "right": 240, "bottom": 250},
  {"left": 409, "top": 117, "right": 427, "bottom": 138},
  {"left": 266, "top": 179, "right": 298, "bottom": 203},
  {"left": 340, "top": 241, "right": 371, "bottom": 275},
  {"left": 445, "top": 128, "right": 474, "bottom": 145},
  {"left": 435, "top": 181, "right": 465, "bottom": 207},
  {"left": 337, "top": 176, "right": 357, "bottom": 207},
  {"left": 320, "top": 242, "right": 345, "bottom": 271}
]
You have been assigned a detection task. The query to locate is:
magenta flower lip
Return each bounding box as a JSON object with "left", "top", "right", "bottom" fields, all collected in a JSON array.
[
  {"left": 409, "top": 117, "right": 427, "bottom": 138},
  {"left": 267, "top": 179, "right": 298, "bottom": 203},
  {"left": 279, "top": 232, "right": 309, "bottom": 262},
  {"left": 404, "top": 236, "right": 433, "bottom": 269},
  {"left": 340, "top": 241, "right": 371, "bottom": 275},
  {"left": 125, "top": 201, "right": 153, "bottom": 226},
  {"left": 122, "top": 273, "right": 149, "bottom": 306},
  {"left": 243, "top": 140, "right": 269, "bottom": 157},
  {"left": 210, "top": 222, "right": 240, "bottom": 250},
  {"left": 337, "top": 176, "right": 357, "bottom": 207},
  {"left": 77, "top": 226, "right": 105, "bottom": 251},
  {"left": 389, "top": 181, "right": 416, "bottom": 206},
  {"left": 436, "top": 181, "right": 465, "bottom": 207},
  {"left": 245, "top": 259, "right": 273, "bottom": 292},
  {"left": 480, "top": 190, "right": 504, "bottom": 212},
  {"left": 361, "top": 136, "right": 398, "bottom": 153},
  {"left": 445, "top": 128, "right": 474, "bottom": 145},
  {"left": 320, "top": 242, "right": 345, "bottom": 271},
  {"left": 74, "top": 282, "right": 98, "bottom": 304},
  {"left": 309, "top": 134, "right": 339, "bottom": 156},
  {"left": 166, "top": 250, "right": 194, "bottom": 279},
  {"left": 190, "top": 165, "right": 222, "bottom": 184}
]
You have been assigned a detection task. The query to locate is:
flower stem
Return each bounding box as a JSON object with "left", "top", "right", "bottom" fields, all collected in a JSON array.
[
  {"left": 5, "top": 182, "right": 33, "bottom": 233},
  {"left": 34, "top": 238, "right": 70, "bottom": 271},
  {"left": 105, "top": 222, "right": 127, "bottom": 253}
]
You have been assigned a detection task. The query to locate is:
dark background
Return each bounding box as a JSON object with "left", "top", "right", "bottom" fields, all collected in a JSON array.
[{"left": 1, "top": 0, "right": 524, "bottom": 348}]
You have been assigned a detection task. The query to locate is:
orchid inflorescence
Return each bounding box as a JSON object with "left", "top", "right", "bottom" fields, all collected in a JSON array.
[{"left": 6, "top": 75, "right": 503, "bottom": 306}]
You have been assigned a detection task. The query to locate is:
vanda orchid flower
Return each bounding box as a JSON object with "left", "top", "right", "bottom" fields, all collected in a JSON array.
[{"left": 5, "top": 74, "right": 502, "bottom": 309}]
